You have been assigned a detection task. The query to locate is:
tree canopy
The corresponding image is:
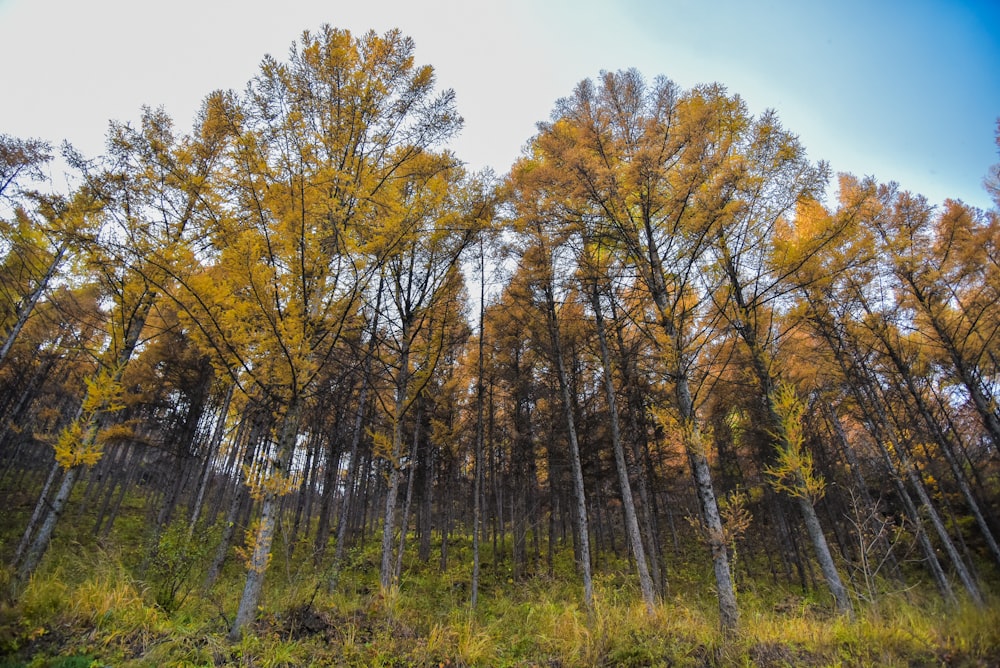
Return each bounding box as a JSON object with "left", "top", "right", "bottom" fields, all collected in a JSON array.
[{"left": 2, "top": 25, "right": 999, "bottom": 659}]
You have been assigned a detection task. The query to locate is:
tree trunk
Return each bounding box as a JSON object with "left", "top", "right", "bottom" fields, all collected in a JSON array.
[
  {"left": 644, "top": 234, "right": 738, "bottom": 632},
  {"left": 12, "top": 459, "right": 61, "bottom": 569},
  {"left": 0, "top": 242, "right": 67, "bottom": 367},
  {"left": 722, "top": 253, "right": 853, "bottom": 616},
  {"left": 589, "top": 280, "right": 656, "bottom": 612},
  {"left": 472, "top": 244, "right": 485, "bottom": 606},
  {"left": 380, "top": 338, "right": 410, "bottom": 591},
  {"left": 808, "top": 297, "right": 960, "bottom": 603},
  {"left": 229, "top": 402, "right": 302, "bottom": 640},
  {"left": 394, "top": 404, "right": 422, "bottom": 582},
  {"left": 189, "top": 383, "right": 234, "bottom": 537},
  {"left": 15, "top": 465, "right": 80, "bottom": 590},
  {"left": 15, "top": 285, "right": 155, "bottom": 590},
  {"left": 541, "top": 266, "right": 594, "bottom": 609}
]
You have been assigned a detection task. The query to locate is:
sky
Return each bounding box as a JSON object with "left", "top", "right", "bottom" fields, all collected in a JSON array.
[{"left": 1, "top": 0, "right": 998, "bottom": 210}]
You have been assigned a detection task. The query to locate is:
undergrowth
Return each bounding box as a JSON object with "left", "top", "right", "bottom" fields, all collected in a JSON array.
[{"left": 0, "top": 521, "right": 998, "bottom": 667}]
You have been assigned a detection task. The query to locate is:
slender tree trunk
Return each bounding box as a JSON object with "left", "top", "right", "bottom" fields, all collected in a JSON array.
[
  {"left": 329, "top": 281, "right": 382, "bottom": 582},
  {"left": 313, "top": 431, "right": 342, "bottom": 563},
  {"left": 884, "top": 419, "right": 984, "bottom": 606},
  {"left": 418, "top": 438, "right": 434, "bottom": 562},
  {"left": 822, "top": 402, "right": 904, "bottom": 584},
  {"left": 330, "top": 398, "right": 365, "bottom": 576},
  {"left": 12, "top": 459, "right": 61, "bottom": 568},
  {"left": 14, "top": 285, "right": 155, "bottom": 591},
  {"left": 541, "top": 264, "right": 594, "bottom": 609},
  {"left": 439, "top": 453, "right": 452, "bottom": 572},
  {"left": 394, "top": 405, "right": 422, "bottom": 581},
  {"left": 229, "top": 402, "right": 302, "bottom": 640},
  {"left": 472, "top": 242, "right": 485, "bottom": 606},
  {"left": 380, "top": 340, "right": 410, "bottom": 591},
  {"left": 15, "top": 465, "right": 80, "bottom": 589},
  {"left": 189, "top": 383, "right": 234, "bottom": 537},
  {"left": 807, "top": 297, "right": 959, "bottom": 603},
  {"left": 589, "top": 280, "right": 656, "bottom": 612},
  {"left": 858, "top": 289, "right": 1000, "bottom": 568},
  {"left": 796, "top": 491, "right": 853, "bottom": 613},
  {"left": 722, "top": 255, "right": 853, "bottom": 616},
  {"left": 0, "top": 243, "right": 67, "bottom": 368},
  {"left": 899, "top": 365, "right": 1000, "bottom": 568},
  {"left": 615, "top": 323, "right": 667, "bottom": 592},
  {"left": 290, "top": 431, "right": 319, "bottom": 552},
  {"left": 98, "top": 444, "right": 143, "bottom": 539},
  {"left": 0, "top": 346, "right": 61, "bottom": 487},
  {"left": 679, "top": 380, "right": 740, "bottom": 631},
  {"left": 643, "top": 236, "right": 738, "bottom": 631}
]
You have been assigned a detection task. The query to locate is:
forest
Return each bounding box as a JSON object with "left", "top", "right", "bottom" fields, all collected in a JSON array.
[{"left": 1, "top": 25, "right": 999, "bottom": 667}]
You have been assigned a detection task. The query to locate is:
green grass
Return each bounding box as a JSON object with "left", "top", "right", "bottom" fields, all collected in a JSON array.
[{"left": 1, "top": 507, "right": 998, "bottom": 666}]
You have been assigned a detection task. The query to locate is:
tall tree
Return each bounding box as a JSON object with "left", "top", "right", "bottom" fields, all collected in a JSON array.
[
  {"left": 374, "top": 157, "right": 484, "bottom": 591},
  {"left": 0, "top": 135, "right": 66, "bottom": 368},
  {"left": 702, "top": 108, "right": 854, "bottom": 615},
  {"left": 130, "top": 27, "right": 465, "bottom": 638},
  {"left": 580, "top": 239, "right": 657, "bottom": 612},
  {"left": 519, "top": 70, "right": 741, "bottom": 631},
  {"left": 12, "top": 105, "right": 225, "bottom": 590}
]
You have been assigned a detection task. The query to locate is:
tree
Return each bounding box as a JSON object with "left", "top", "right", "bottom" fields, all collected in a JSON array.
[
  {"left": 0, "top": 134, "right": 51, "bottom": 203},
  {"left": 505, "top": 214, "right": 596, "bottom": 608},
  {"left": 785, "top": 178, "right": 986, "bottom": 606},
  {"left": 700, "top": 108, "right": 854, "bottom": 615},
  {"left": 519, "top": 70, "right": 742, "bottom": 631},
  {"left": 129, "top": 26, "right": 466, "bottom": 638},
  {"left": 0, "top": 135, "right": 67, "bottom": 368},
  {"left": 580, "top": 239, "right": 657, "bottom": 612},
  {"left": 12, "top": 104, "right": 224, "bottom": 590},
  {"left": 373, "top": 156, "right": 484, "bottom": 591}
]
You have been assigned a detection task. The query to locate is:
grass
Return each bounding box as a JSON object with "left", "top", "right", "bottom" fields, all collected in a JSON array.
[{"left": 1, "top": 508, "right": 998, "bottom": 666}]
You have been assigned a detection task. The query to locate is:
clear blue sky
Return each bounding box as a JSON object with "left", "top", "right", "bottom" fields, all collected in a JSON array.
[{"left": 1, "top": 0, "right": 997, "bottom": 209}]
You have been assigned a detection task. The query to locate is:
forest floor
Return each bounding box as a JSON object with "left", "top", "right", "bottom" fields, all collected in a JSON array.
[{"left": 1, "top": 498, "right": 998, "bottom": 667}]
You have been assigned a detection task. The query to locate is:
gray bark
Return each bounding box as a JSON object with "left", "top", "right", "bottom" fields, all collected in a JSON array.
[
  {"left": 229, "top": 402, "right": 302, "bottom": 640},
  {"left": 472, "top": 243, "right": 485, "bottom": 606},
  {"left": 589, "top": 281, "right": 656, "bottom": 612},
  {"left": 15, "top": 465, "right": 80, "bottom": 590},
  {"left": 189, "top": 383, "right": 235, "bottom": 537},
  {"left": 540, "top": 254, "right": 593, "bottom": 609},
  {"left": 380, "top": 339, "right": 410, "bottom": 591},
  {"left": 644, "top": 230, "right": 738, "bottom": 632},
  {"left": 0, "top": 242, "right": 66, "bottom": 367}
]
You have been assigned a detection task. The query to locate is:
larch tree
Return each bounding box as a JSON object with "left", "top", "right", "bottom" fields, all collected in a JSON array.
[
  {"left": 520, "top": 69, "right": 741, "bottom": 631},
  {"left": 12, "top": 104, "right": 225, "bottom": 590},
  {"left": 785, "top": 178, "right": 985, "bottom": 606},
  {"left": 503, "top": 196, "right": 596, "bottom": 608},
  {"left": 373, "top": 153, "right": 484, "bottom": 592},
  {"left": 130, "top": 26, "right": 466, "bottom": 638},
  {"left": 579, "top": 237, "right": 657, "bottom": 612},
  {"left": 698, "top": 106, "right": 854, "bottom": 616},
  {"left": 869, "top": 191, "right": 1000, "bottom": 454},
  {"left": 0, "top": 135, "right": 68, "bottom": 368}
]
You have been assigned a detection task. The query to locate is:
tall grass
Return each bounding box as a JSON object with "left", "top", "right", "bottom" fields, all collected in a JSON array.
[{"left": 1, "top": 512, "right": 998, "bottom": 667}]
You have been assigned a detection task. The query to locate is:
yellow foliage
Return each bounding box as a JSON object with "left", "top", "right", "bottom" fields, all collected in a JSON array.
[
  {"left": 81, "top": 367, "right": 126, "bottom": 414},
  {"left": 235, "top": 518, "right": 273, "bottom": 574},
  {"left": 53, "top": 420, "right": 102, "bottom": 469},
  {"left": 371, "top": 429, "right": 395, "bottom": 464},
  {"left": 256, "top": 470, "right": 297, "bottom": 499},
  {"left": 765, "top": 382, "right": 825, "bottom": 501},
  {"left": 98, "top": 422, "right": 136, "bottom": 444}
]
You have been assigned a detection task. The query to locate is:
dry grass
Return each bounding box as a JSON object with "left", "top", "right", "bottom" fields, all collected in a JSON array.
[{"left": 1, "top": 529, "right": 998, "bottom": 667}]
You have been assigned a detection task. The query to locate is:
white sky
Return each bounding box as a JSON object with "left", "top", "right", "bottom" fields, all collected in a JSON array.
[{"left": 2, "top": 0, "right": 998, "bottom": 209}]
